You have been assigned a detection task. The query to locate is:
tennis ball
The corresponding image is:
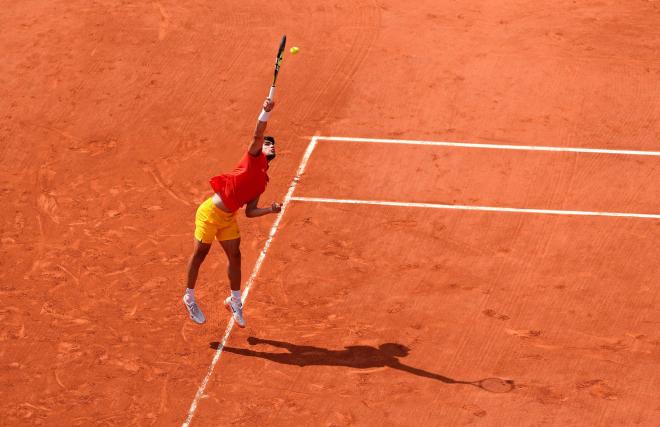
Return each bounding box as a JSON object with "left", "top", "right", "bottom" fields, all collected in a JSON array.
[{"left": 290, "top": 46, "right": 300, "bottom": 55}]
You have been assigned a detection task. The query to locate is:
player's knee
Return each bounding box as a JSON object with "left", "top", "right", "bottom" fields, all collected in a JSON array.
[{"left": 193, "top": 245, "right": 211, "bottom": 261}]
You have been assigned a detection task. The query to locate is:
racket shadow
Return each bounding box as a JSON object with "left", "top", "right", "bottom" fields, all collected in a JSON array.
[{"left": 211, "top": 337, "right": 515, "bottom": 393}]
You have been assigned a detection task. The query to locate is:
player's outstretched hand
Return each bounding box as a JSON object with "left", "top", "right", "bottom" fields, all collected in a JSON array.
[
  {"left": 263, "top": 98, "right": 275, "bottom": 112},
  {"left": 271, "top": 202, "right": 282, "bottom": 213}
]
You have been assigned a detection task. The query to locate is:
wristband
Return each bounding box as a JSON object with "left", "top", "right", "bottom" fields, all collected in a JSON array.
[{"left": 258, "top": 109, "right": 270, "bottom": 122}]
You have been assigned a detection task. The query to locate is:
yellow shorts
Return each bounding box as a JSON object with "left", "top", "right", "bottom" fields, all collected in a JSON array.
[{"left": 194, "top": 197, "right": 240, "bottom": 243}]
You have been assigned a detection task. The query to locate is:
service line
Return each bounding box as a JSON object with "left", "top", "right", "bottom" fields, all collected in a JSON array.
[
  {"left": 290, "top": 196, "right": 660, "bottom": 219},
  {"left": 314, "top": 136, "right": 660, "bottom": 156}
]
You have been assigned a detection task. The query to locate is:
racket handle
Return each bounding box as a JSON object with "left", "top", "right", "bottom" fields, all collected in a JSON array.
[{"left": 268, "top": 85, "right": 276, "bottom": 100}]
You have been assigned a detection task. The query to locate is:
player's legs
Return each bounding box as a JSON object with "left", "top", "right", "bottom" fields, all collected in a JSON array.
[
  {"left": 186, "top": 238, "right": 212, "bottom": 290},
  {"left": 189, "top": 197, "right": 221, "bottom": 290},
  {"left": 182, "top": 239, "right": 211, "bottom": 324},
  {"left": 184, "top": 198, "right": 217, "bottom": 324},
  {"left": 218, "top": 238, "right": 241, "bottom": 291},
  {"left": 219, "top": 237, "right": 246, "bottom": 327}
]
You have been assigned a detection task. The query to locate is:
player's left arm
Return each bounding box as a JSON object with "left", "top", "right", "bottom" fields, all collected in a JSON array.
[
  {"left": 248, "top": 98, "right": 275, "bottom": 156},
  {"left": 245, "top": 196, "right": 282, "bottom": 217}
]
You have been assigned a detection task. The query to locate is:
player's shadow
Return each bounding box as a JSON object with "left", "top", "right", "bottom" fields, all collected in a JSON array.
[{"left": 210, "top": 337, "right": 514, "bottom": 393}]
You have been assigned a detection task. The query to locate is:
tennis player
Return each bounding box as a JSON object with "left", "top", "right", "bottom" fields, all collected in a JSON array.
[{"left": 183, "top": 97, "right": 280, "bottom": 328}]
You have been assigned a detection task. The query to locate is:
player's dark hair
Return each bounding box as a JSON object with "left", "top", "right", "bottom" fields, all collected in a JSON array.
[{"left": 264, "top": 135, "right": 276, "bottom": 160}]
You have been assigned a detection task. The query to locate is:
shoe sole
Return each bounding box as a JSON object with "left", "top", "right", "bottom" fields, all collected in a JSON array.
[{"left": 224, "top": 300, "right": 246, "bottom": 328}]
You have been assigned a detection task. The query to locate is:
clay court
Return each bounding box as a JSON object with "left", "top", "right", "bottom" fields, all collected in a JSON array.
[{"left": 2, "top": 0, "right": 660, "bottom": 426}]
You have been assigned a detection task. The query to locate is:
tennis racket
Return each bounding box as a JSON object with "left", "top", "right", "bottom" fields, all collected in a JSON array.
[{"left": 268, "top": 35, "right": 286, "bottom": 99}]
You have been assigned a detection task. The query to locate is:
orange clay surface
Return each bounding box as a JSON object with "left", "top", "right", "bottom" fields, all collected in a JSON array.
[{"left": 2, "top": 0, "right": 660, "bottom": 426}]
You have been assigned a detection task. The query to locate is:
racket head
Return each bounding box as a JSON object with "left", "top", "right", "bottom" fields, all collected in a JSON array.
[{"left": 272, "top": 35, "right": 287, "bottom": 85}]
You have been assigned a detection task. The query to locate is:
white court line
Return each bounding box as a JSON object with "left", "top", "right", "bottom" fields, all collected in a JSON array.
[
  {"left": 315, "top": 136, "right": 660, "bottom": 156},
  {"left": 290, "top": 196, "right": 660, "bottom": 219},
  {"left": 181, "top": 137, "right": 319, "bottom": 427}
]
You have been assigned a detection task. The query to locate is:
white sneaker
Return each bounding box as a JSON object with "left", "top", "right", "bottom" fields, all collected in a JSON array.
[
  {"left": 183, "top": 296, "right": 206, "bottom": 324},
  {"left": 224, "top": 296, "right": 246, "bottom": 328}
]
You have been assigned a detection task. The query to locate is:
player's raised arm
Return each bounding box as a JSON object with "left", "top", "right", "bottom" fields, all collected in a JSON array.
[{"left": 249, "top": 98, "right": 275, "bottom": 156}]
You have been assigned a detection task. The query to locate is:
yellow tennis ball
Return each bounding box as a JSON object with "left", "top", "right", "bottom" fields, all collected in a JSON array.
[{"left": 290, "top": 46, "right": 300, "bottom": 55}]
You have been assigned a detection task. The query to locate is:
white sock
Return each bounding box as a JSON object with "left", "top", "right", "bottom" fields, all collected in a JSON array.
[
  {"left": 231, "top": 290, "right": 241, "bottom": 303},
  {"left": 185, "top": 288, "right": 195, "bottom": 302}
]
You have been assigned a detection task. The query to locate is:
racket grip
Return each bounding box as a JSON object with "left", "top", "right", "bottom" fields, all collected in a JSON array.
[{"left": 268, "top": 85, "right": 276, "bottom": 100}]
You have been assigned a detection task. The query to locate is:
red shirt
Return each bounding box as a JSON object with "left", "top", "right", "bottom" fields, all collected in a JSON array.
[{"left": 209, "top": 151, "right": 269, "bottom": 212}]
